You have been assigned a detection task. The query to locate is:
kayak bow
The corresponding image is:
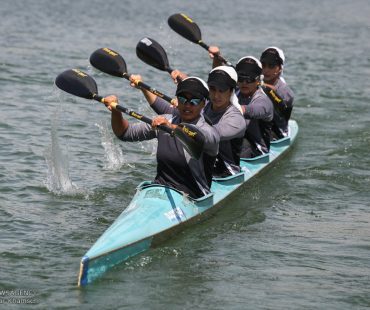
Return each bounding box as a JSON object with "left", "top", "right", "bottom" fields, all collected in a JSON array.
[{"left": 78, "top": 120, "right": 299, "bottom": 286}]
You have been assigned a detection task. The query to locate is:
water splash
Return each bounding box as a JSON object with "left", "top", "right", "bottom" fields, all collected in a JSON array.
[
  {"left": 44, "top": 109, "right": 80, "bottom": 196},
  {"left": 95, "top": 121, "right": 129, "bottom": 170}
]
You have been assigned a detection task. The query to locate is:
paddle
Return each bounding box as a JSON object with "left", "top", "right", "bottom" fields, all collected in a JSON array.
[
  {"left": 55, "top": 69, "right": 205, "bottom": 159},
  {"left": 89, "top": 47, "right": 176, "bottom": 105},
  {"left": 168, "top": 13, "right": 233, "bottom": 67},
  {"left": 136, "top": 37, "right": 182, "bottom": 82}
]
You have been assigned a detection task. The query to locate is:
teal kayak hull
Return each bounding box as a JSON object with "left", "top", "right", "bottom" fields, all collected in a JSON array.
[{"left": 78, "top": 120, "right": 299, "bottom": 286}]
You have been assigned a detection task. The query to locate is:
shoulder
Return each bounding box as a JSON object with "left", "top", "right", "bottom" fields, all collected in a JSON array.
[
  {"left": 196, "top": 115, "right": 215, "bottom": 130},
  {"left": 275, "top": 78, "right": 295, "bottom": 98},
  {"left": 253, "top": 89, "right": 274, "bottom": 110},
  {"left": 196, "top": 115, "right": 220, "bottom": 138},
  {"left": 276, "top": 77, "right": 293, "bottom": 91},
  {"left": 224, "top": 105, "right": 246, "bottom": 129},
  {"left": 226, "top": 104, "right": 244, "bottom": 117},
  {"left": 217, "top": 105, "right": 245, "bottom": 126},
  {"left": 254, "top": 88, "right": 269, "bottom": 102},
  {"left": 195, "top": 116, "right": 220, "bottom": 151}
]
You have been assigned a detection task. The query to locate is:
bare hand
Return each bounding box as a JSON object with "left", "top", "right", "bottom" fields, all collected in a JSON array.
[
  {"left": 170, "top": 97, "right": 178, "bottom": 107},
  {"left": 102, "top": 95, "right": 118, "bottom": 111},
  {"left": 129, "top": 74, "right": 142, "bottom": 88},
  {"left": 170, "top": 70, "right": 188, "bottom": 84},
  {"left": 208, "top": 46, "right": 220, "bottom": 59},
  {"left": 151, "top": 116, "right": 173, "bottom": 129}
]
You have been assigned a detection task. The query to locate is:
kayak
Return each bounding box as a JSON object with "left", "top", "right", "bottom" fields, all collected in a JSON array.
[{"left": 78, "top": 119, "right": 299, "bottom": 286}]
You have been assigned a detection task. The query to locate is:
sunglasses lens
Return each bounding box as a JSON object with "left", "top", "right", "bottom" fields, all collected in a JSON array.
[
  {"left": 178, "top": 96, "right": 203, "bottom": 106},
  {"left": 177, "top": 96, "right": 187, "bottom": 104},
  {"left": 189, "top": 98, "right": 202, "bottom": 105}
]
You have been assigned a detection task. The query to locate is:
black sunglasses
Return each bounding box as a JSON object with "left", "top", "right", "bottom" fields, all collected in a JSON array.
[
  {"left": 238, "top": 76, "right": 257, "bottom": 83},
  {"left": 177, "top": 96, "right": 204, "bottom": 106}
]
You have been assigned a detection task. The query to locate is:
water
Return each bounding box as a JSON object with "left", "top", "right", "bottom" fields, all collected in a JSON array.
[{"left": 1, "top": 0, "right": 370, "bottom": 308}]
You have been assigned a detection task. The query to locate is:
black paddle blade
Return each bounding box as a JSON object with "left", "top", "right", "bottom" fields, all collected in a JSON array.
[
  {"left": 136, "top": 37, "right": 170, "bottom": 72},
  {"left": 90, "top": 48, "right": 128, "bottom": 78},
  {"left": 168, "top": 13, "right": 202, "bottom": 44},
  {"left": 55, "top": 69, "right": 97, "bottom": 99},
  {"left": 174, "top": 123, "right": 205, "bottom": 160}
]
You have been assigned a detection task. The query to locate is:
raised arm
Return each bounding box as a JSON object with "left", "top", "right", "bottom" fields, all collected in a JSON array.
[
  {"left": 129, "top": 74, "right": 157, "bottom": 105},
  {"left": 208, "top": 46, "right": 225, "bottom": 68},
  {"left": 103, "top": 95, "right": 129, "bottom": 137}
]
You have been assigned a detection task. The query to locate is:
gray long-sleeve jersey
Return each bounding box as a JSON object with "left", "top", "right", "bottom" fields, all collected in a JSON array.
[
  {"left": 151, "top": 97, "right": 246, "bottom": 177},
  {"left": 202, "top": 102, "right": 245, "bottom": 176},
  {"left": 118, "top": 112, "right": 219, "bottom": 198},
  {"left": 271, "top": 77, "right": 294, "bottom": 138},
  {"left": 237, "top": 87, "right": 274, "bottom": 156}
]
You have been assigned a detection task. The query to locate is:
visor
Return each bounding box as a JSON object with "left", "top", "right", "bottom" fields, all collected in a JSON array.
[{"left": 176, "top": 77, "right": 209, "bottom": 99}]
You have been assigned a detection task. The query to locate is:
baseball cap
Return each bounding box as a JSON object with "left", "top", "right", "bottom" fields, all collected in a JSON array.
[
  {"left": 260, "top": 47, "right": 285, "bottom": 66},
  {"left": 207, "top": 66, "right": 237, "bottom": 91},
  {"left": 236, "top": 56, "right": 262, "bottom": 80},
  {"left": 176, "top": 77, "right": 209, "bottom": 99}
]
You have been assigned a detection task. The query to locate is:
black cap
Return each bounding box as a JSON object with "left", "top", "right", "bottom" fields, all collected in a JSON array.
[
  {"left": 207, "top": 69, "right": 237, "bottom": 91},
  {"left": 236, "top": 57, "right": 262, "bottom": 79},
  {"left": 260, "top": 48, "right": 284, "bottom": 66},
  {"left": 176, "top": 77, "right": 209, "bottom": 99}
]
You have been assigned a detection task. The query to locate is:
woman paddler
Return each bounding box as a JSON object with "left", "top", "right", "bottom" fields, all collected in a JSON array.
[{"left": 103, "top": 77, "right": 220, "bottom": 199}]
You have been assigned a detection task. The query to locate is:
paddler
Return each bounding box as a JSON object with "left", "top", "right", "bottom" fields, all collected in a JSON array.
[
  {"left": 103, "top": 77, "right": 220, "bottom": 199},
  {"left": 234, "top": 56, "right": 274, "bottom": 157},
  {"left": 208, "top": 47, "right": 274, "bottom": 157},
  {"left": 130, "top": 66, "right": 246, "bottom": 178},
  {"left": 260, "top": 47, "right": 295, "bottom": 139}
]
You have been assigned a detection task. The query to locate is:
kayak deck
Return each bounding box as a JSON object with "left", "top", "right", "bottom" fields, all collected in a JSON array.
[{"left": 78, "top": 120, "right": 298, "bottom": 286}]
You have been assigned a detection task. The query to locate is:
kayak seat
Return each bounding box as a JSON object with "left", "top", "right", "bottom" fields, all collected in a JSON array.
[
  {"left": 271, "top": 136, "right": 291, "bottom": 147},
  {"left": 212, "top": 171, "right": 245, "bottom": 185},
  {"left": 240, "top": 153, "right": 270, "bottom": 164},
  {"left": 136, "top": 181, "right": 214, "bottom": 204}
]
